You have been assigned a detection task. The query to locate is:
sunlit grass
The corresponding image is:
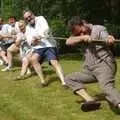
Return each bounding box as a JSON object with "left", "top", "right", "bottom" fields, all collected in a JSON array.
[{"left": 0, "top": 55, "right": 120, "bottom": 120}]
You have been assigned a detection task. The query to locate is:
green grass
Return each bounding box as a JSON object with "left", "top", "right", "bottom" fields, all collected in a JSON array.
[{"left": 0, "top": 55, "right": 120, "bottom": 120}]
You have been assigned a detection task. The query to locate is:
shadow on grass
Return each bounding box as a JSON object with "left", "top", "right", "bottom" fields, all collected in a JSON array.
[
  {"left": 47, "top": 76, "right": 58, "bottom": 85},
  {"left": 13, "top": 59, "right": 22, "bottom": 67},
  {"left": 109, "top": 106, "right": 120, "bottom": 115},
  {"left": 75, "top": 93, "right": 106, "bottom": 110},
  {"left": 43, "top": 69, "right": 58, "bottom": 85},
  {"left": 75, "top": 93, "right": 120, "bottom": 113},
  {"left": 107, "top": 101, "right": 120, "bottom": 115},
  {"left": 13, "top": 67, "right": 58, "bottom": 85},
  {"left": 95, "top": 93, "right": 120, "bottom": 115},
  {"left": 60, "top": 53, "right": 83, "bottom": 61},
  {"left": 94, "top": 93, "right": 106, "bottom": 101}
]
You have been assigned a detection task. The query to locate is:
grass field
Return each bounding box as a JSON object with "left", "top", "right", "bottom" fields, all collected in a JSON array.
[{"left": 0, "top": 55, "right": 120, "bottom": 120}]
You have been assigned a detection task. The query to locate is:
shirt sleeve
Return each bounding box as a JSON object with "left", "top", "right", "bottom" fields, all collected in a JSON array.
[
  {"left": 100, "top": 26, "right": 109, "bottom": 40},
  {"left": 1, "top": 24, "right": 9, "bottom": 34},
  {"left": 35, "top": 16, "right": 49, "bottom": 37},
  {"left": 14, "top": 22, "right": 20, "bottom": 33}
]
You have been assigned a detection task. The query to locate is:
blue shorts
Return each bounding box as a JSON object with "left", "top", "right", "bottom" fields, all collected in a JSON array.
[
  {"left": 0, "top": 39, "right": 14, "bottom": 52},
  {"left": 33, "top": 47, "right": 59, "bottom": 64}
]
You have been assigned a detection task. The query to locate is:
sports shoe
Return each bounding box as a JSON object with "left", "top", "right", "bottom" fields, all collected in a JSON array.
[
  {"left": 81, "top": 101, "right": 101, "bottom": 112},
  {"left": 13, "top": 75, "right": 25, "bottom": 81},
  {"left": 26, "top": 68, "right": 32, "bottom": 75},
  {"left": 118, "top": 103, "right": 120, "bottom": 109},
  {"left": 41, "top": 82, "right": 48, "bottom": 87},
  {"left": 1, "top": 66, "right": 12, "bottom": 72},
  {"left": 0, "top": 59, "right": 4, "bottom": 66},
  {"left": 35, "top": 82, "right": 48, "bottom": 88}
]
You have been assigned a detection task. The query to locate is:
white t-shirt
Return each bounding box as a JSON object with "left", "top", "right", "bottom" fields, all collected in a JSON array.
[
  {"left": 16, "top": 30, "right": 33, "bottom": 47},
  {"left": 0, "top": 24, "right": 11, "bottom": 35},
  {"left": 26, "top": 16, "right": 57, "bottom": 49},
  {"left": 0, "top": 22, "right": 20, "bottom": 36},
  {"left": 14, "top": 22, "right": 20, "bottom": 33},
  {"left": 16, "top": 32, "right": 26, "bottom": 41}
]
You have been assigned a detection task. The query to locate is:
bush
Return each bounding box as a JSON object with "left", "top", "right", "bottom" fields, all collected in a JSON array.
[
  {"left": 49, "top": 20, "right": 120, "bottom": 56},
  {"left": 105, "top": 24, "right": 120, "bottom": 56},
  {"left": 49, "top": 19, "right": 81, "bottom": 54}
]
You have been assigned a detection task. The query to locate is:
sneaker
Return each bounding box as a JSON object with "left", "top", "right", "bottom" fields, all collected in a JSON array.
[
  {"left": 118, "top": 103, "right": 120, "bottom": 109},
  {"left": 1, "top": 66, "right": 12, "bottom": 72},
  {"left": 0, "top": 59, "right": 4, "bottom": 66},
  {"left": 81, "top": 101, "right": 101, "bottom": 112},
  {"left": 26, "top": 68, "right": 32, "bottom": 75},
  {"left": 41, "top": 82, "right": 48, "bottom": 87},
  {"left": 13, "top": 75, "right": 25, "bottom": 81},
  {"left": 35, "top": 82, "right": 48, "bottom": 88}
]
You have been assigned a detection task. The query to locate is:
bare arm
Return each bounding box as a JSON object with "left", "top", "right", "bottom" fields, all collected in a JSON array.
[
  {"left": 66, "top": 35, "right": 91, "bottom": 46},
  {"left": 31, "top": 36, "right": 42, "bottom": 46},
  {"left": 106, "top": 35, "right": 115, "bottom": 45},
  {"left": 15, "top": 36, "right": 22, "bottom": 47}
]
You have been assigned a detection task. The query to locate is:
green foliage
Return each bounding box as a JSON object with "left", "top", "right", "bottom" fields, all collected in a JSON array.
[
  {"left": 1, "top": 0, "right": 120, "bottom": 55},
  {"left": 105, "top": 23, "right": 120, "bottom": 56},
  {"left": 50, "top": 19, "right": 68, "bottom": 37},
  {"left": 50, "top": 19, "right": 81, "bottom": 54},
  {"left": 1, "top": 0, "right": 120, "bottom": 23},
  {"left": 105, "top": 24, "right": 120, "bottom": 38}
]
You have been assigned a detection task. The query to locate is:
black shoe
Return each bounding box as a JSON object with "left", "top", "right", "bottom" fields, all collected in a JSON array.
[
  {"left": 40, "top": 82, "right": 48, "bottom": 88},
  {"left": 34, "top": 82, "right": 48, "bottom": 88},
  {"left": 81, "top": 101, "right": 101, "bottom": 112}
]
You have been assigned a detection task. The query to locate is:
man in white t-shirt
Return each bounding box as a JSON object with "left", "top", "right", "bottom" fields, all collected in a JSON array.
[
  {"left": 0, "top": 17, "right": 16, "bottom": 67},
  {"left": 0, "top": 17, "right": 6, "bottom": 65},
  {"left": 1, "top": 16, "right": 20, "bottom": 71},
  {"left": 23, "top": 10, "right": 66, "bottom": 87}
]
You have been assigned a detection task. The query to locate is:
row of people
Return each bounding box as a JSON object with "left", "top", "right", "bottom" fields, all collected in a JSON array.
[
  {"left": 0, "top": 11, "right": 66, "bottom": 87},
  {"left": 65, "top": 16, "right": 120, "bottom": 112},
  {"left": 0, "top": 11, "right": 120, "bottom": 112},
  {"left": 0, "top": 16, "right": 19, "bottom": 68}
]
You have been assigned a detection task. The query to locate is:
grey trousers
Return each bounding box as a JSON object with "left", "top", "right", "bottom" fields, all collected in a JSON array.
[{"left": 65, "top": 58, "right": 120, "bottom": 106}]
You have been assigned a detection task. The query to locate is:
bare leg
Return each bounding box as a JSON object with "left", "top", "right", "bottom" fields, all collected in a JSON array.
[
  {"left": 0, "top": 56, "right": 4, "bottom": 65},
  {"left": 7, "top": 44, "right": 19, "bottom": 68},
  {"left": 30, "top": 53, "right": 46, "bottom": 84},
  {"left": 76, "top": 89, "right": 101, "bottom": 111},
  {"left": 76, "top": 89, "right": 94, "bottom": 102},
  {"left": 20, "top": 57, "right": 29, "bottom": 76},
  {"left": 50, "top": 60, "right": 66, "bottom": 85},
  {"left": 14, "top": 58, "right": 28, "bottom": 80},
  {"left": 14, "top": 52, "right": 32, "bottom": 80},
  {"left": 65, "top": 71, "right": 101, "bottom": 111},
  {"left": 20, "top": 52, "right": 32, "bottom": 76},
  {"left": 0, "top": 51, "right": 8, "bottom": 64}
]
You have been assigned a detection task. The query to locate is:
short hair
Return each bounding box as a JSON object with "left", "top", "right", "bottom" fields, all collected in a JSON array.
[
  {"left": 18, "top": 20, "right": 26, "bottom": 25},
  {"left": 68, "top": 16, "right": 84, "bottom": 29},
  {"left": 23, "top": 9, "right": 33, "bottom": 15},
  {"left": 8, "top": 16, "right": 16, "bottom": 20},
  {"left": 0, "top": 17, "right": 4, "bottom": 23}
]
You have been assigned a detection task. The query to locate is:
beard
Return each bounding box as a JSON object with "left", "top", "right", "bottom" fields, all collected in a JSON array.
[{"left": 28, "top": 19, "right": 35, "bottom": 27}]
